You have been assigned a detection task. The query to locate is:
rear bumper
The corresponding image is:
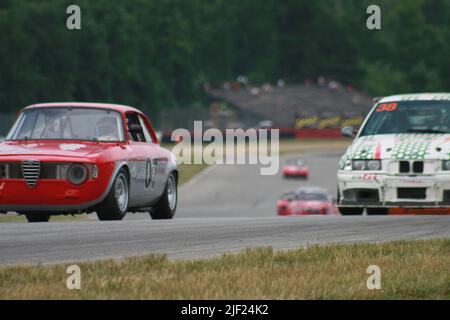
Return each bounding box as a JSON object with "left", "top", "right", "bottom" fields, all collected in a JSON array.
[
  {"left": 337, "top": 171, "right": 450, "bottom": 208},
  {"left": 283, "top": 171, "right": 308, "bottom": 177}
]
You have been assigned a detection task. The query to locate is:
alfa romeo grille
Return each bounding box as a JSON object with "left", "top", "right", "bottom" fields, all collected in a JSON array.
[{"left": 22, "top": 160, "right": 40, "bottom": 188}]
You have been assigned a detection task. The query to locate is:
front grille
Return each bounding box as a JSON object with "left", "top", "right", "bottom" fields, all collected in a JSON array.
[
  {"left": 399, "top": 161, "right": 410, "bottom": 173},
  {"left": 443, "top": 190, "right": 450, "bottom": 204},
  {"left": 21, "top": 160, "right": 40, "bottom": 188},
  {"left": 413, "top": 161, "right": 424, "bottom": 173},
  {"left": 8, "top": 163, "right": 22, "bottom": 179},
  {"left": 40, "top": 164, "right": 59, "bottom": 179},
  {"left": 0, "top": 162, "right": 63, "bottom": 180},
  {"left": 343, "top": 189, "right": 380, "bottom": 203},
  {"left": 399, "top": 161, "right": 425, "bottom": 174},
  {"left": 397, "top": 188, "right": 427, "bottom": 200}
]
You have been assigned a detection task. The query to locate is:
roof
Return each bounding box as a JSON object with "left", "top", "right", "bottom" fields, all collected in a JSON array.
[
  {"left": 24, "top": 102, "right": 141, "bottom": 113},
  {"left": 379, "top": 93, "right": 450, "bottom": 103}
]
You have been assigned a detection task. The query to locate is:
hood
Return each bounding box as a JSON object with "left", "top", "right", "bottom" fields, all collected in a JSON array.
[
  {"left": 291, "top": 200, "right": 329, "bottom": 208},
  {"left": 283, "top": 165, "right": 300, "bottom": 171},
  {"left": 343, "top": 133, "right": 450, "bottom": 161},
  {"left": 0, "top": 141, "right": 106, "bottom": 158}
]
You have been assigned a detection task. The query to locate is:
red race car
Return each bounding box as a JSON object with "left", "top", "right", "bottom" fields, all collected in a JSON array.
[
  {"left": 277, "top": 187, "right": 338, "bottom": 216},
  {"left": 282, "top": 159, "right": 309, "bottom": 179},
  {"left": 0, "top": 103, "right": 178, "bottom": 222}
]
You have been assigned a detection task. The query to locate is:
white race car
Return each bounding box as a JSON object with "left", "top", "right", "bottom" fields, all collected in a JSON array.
[{"left": 337, "top": 93, "right": 450, "bottom": 215}]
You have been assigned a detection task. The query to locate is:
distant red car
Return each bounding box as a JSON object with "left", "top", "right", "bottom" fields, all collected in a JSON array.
[
  {"left": 282, "top": 159, "right": 309, "bottom": 179},
  {"left": 277, "top": 187, "right": 338, "bottom": 216},
  {"left": 0, "top": 103, "right": 178, "bottom": 222}
]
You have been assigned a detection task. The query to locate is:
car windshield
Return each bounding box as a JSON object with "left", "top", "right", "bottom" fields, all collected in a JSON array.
[
  {"left": 296, "top": 191, "right": 329, "bottom": 201},
  {"left": 360, "top": 101, "right": 450, "bottom": 136},
  {"left": 7, "top": 107, "right": 125, "bottom": 142},
  {"left": 286, "top": 159, "right": 304, "bottom": 166}
]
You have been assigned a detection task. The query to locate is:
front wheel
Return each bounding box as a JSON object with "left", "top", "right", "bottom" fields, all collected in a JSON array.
[
  {"left": 96, "top": 170, "right": 129, "bottom": 221},
  {"left": 338, "top": 207, "right": 364, "bottom": 215},
  {"left": 24, "top": 213, "right": 50, "bottom": 223},
  {"left": 150, "top": 173, "right": 178, "bottom": 220}
]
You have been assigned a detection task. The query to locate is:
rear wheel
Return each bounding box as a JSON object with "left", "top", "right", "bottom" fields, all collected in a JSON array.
[
  {"left": 367, "top": 208, "right": 389, "bottom": 215},
  {"left": 96, "top": 170, "right": 129, "bottom": 221},
  {"left": 24, "top": 213, "right": 50, "bottom": 223},
  {"left": 150, "top": 173, "right": 177, "bottom": 220},
  {"left": 338, "top": 207, "right": 364, "bottom": 215}
]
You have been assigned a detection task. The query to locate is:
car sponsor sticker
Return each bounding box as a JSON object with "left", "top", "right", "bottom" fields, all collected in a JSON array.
[{"left": 59, "top": 144, "right": 86, "bottom": 151}]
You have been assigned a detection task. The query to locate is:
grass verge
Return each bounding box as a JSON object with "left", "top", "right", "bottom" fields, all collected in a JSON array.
[{"left": 1, "top": 239, "right": 449, "bottom": 299}]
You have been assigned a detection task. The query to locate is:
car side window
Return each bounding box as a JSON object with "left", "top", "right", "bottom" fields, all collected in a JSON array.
[
  {"left": 138, "top": 115, "right": 154, "bottom": 143},
  {"left": 126, "top": 113, "right": 146, "bottom": 142}
]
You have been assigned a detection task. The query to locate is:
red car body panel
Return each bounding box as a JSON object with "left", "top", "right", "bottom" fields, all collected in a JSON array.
[
  {"left": 277, "top": 198, "right": 291, "bottom": 216},
  {"left": 282, "top": 165, "right": 309, "bottom": 178},
  {"left": 277, "top": 199, "right": 338, "bottom": 215},
  {"left": 0, "top": 103, "right": 177, "bottom": 213}
]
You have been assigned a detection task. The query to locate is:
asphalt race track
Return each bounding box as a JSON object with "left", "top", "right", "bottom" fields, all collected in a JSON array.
[{"left": 1, "top": 151, "right": 450, "bottom": 266}]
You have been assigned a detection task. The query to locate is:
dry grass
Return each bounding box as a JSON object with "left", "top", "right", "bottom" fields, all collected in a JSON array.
[
  {"left": 1, "top": 239, "right": 449, "bottom": 299},
  {"left": 278, "top": 138, "right": 351, "bottom": 155},
  {"left": 178, "top": 163, "right": 208, "bottom": 186}
]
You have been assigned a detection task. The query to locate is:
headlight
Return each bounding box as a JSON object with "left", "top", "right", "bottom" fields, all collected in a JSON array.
[
  {"left": 352, "top": 160, "right": 381, "bottom": 171},
  {"left": 352, "top": 160, "right": 367, "bottom": 171},
  {"left": 67, "top": 164, "right": 88, "bottom": 185},
  {"left": 367, "top": 160, "right": 382, "bottom": 171},
  {"left": 443, "top": 160, "right": 450, "bottom": 171}
]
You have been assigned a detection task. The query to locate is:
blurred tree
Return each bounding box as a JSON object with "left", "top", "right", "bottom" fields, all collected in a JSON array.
[{"left": 0, "top": 0, "right": 449, "bottom": 113}]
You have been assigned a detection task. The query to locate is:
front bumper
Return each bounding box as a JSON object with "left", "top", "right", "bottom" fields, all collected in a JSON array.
[
  {"left": 0, "top": 162, "right": 116, "bottom": 213},
  {"left": 337, "top": 171, "right": 450, "bottom": 208}
]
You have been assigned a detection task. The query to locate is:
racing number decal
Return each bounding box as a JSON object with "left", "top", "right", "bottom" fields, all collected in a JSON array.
[
  {"left": 376, "top": 103, "right": 398, "bottom": 112},
  {"left": 145, "top": 157, "right": 157, "bottom": 190}
]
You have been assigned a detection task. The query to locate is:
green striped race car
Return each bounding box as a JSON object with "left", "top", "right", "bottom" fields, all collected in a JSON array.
[{"left": 337, "top": 93, "right": 450, "bottom": 215}]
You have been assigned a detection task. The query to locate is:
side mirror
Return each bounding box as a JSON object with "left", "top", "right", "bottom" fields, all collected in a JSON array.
[{"left": 341, "top": 126, "right": 356, "bottom": 138}]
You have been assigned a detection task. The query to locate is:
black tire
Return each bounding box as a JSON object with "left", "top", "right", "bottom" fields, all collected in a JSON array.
[
  {"left": 367, "top": 208, "right": 389, "bottom": 215},
  {"left": 150, "top": 172, "right": 178, "bottom": 220},
  {"left": 96, "top": 170, "right": 129, "bottom": 221},
  {"left": 338, "top": 207, "right": 364, "bottom": 215},
  {"left": 24, "top": 213, "right": 50, "bottom": 223}
]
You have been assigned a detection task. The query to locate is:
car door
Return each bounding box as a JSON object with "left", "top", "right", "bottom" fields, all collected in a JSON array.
[{"left": 126, "top": 112, "right": 166, "bottom": 207}]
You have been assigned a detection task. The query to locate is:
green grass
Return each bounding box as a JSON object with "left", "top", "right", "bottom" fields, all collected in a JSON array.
[{"left": 1, "top": 239, "right": 449, "bottom": 299}]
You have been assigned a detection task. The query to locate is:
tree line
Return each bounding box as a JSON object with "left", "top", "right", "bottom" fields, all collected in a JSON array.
[{"left": 0, "top": 0, "right": 449, "bottom": 113}]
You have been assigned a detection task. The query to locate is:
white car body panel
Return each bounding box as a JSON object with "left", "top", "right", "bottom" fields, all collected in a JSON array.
[{"left": 338, "top": 93, "right": 450, "bottom": 208}]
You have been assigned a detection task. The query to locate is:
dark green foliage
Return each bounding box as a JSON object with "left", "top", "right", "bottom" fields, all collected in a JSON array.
[{"left": 0, "top": 0, "right": 449, "bottom": 113}]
